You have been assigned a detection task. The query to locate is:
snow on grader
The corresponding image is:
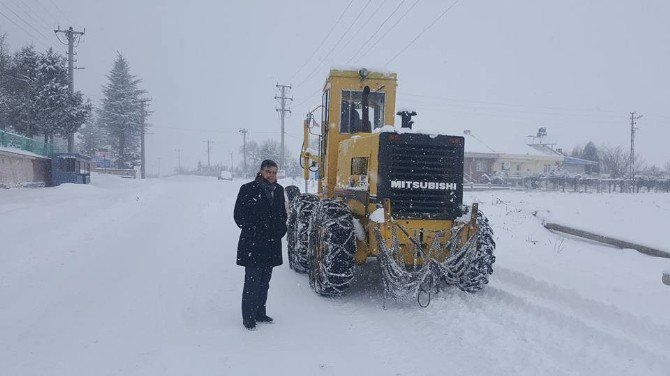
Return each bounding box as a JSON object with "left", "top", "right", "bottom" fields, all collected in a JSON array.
[{"left": 285, "top": 69, "right": 495, "bottom": 306}]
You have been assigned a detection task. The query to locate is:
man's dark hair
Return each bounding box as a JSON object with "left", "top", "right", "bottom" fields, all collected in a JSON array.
[{"left": 260, "top": 159, "right": 278, "bottom": 169}]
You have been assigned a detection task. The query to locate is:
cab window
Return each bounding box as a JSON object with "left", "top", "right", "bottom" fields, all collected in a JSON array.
[{"left": 340, "top": 90, "right": 385, "bottom": 133}]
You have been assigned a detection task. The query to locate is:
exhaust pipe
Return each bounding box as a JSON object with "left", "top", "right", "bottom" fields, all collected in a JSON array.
[{"left": 361, "top": 86, "right": 371, "bottom": 132}]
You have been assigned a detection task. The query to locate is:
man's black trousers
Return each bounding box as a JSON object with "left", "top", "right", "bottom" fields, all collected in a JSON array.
[{"left": 242, "top": 265, "right": 273, "bottom": 323}]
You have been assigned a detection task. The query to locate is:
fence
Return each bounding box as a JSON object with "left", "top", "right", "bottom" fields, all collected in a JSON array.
[
  {"left": 0, "top": 129, "right": 62, "bottom": 157},
  {"left": 516, "top": 175, "right": 670, "bottom": 193}
]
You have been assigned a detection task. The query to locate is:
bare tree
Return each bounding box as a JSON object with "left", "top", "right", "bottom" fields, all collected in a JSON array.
[
  {"left": 664, "top": 161, "right": 670, "bottom": 176},
  {"left": 599, "top": 145, "right": 628, "bottom": 178}
]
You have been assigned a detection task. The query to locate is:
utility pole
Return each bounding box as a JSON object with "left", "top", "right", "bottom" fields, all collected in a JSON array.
[
  {"left": 629, "top": 112, "right": 643, "bottom": 180},
  {"left": 175, "top": 149, "right": 182, "bottom": 173},
  {"left": 275, "top": 83, "right": 292, "bottom": 170},
  {"left": 203, "top": 139, "right": 214, "bottom": 167},
  {"left": 230, "top": 151, "right": 234, "bottom": 174},
  {"left": 157, "top": 157, "right": 161, "bottom": 177},
  {"left": 239, "top": 128, "right": 248, "bottom": 174},
  {"left": 54, "top": 26, "right": 85, "bottom": 153},
  {"left": 139, "top": 98, "right": 152, "bottom": 179}
]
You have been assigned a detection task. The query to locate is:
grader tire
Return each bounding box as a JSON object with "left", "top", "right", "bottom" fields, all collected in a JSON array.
[
  {"left": 285, "top": 185, "right": 301, "bottom": 204},
  {"left": 287, "top": 194, "right": 319, "bottom": 272},
  {"left": 456, "top": 211, "right": 496, "bottom": 292},
  {"left": 307, "top": 199, "right": 356, "bottom": 296}
]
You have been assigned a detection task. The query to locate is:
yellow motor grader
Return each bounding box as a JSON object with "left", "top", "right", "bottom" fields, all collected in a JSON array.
[{"left": 285, "top": 69, "right": 495, "bottom": 303}]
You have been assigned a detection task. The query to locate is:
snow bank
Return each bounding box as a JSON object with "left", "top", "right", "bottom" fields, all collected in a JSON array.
[{"left": 2, "top": 177, "right": 669, "bottom": 375}]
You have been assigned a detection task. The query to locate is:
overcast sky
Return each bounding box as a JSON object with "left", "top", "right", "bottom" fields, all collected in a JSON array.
[{"left": 1, "top": 0, "right": 668, "bottom": 173}]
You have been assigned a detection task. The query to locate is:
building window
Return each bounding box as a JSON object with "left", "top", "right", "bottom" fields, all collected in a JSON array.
[{"left": 475, "top": 160, "right": 487, "bottom": 172}]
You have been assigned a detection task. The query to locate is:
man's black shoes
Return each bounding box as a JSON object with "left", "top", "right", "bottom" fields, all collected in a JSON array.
[
  {"left": 256, "top": 315, "right": 273, "bottom": 323},
  {"left": 243, "top": 316, "right": 272, "bottom": 329}
]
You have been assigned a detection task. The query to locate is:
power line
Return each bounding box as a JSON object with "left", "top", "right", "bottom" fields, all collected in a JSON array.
[
  {"left": 34, "top": 0, "right": 60, "bottom": 25},
  {"left": 151, "top": 125, "right": 302, "bottom": 140},
  {"left": 293, "top": 87, "right": 322, "bottom": 108},
  {"left": 0, "top": 2, "right": 53, "bottom": 46},
  {"left": 47, "top": 0, "right": 73, "bottom": 25},
  {"left": 398, "top": 92, "right": 629, "bottom": 116},
  {"left": 407, "top": 103, "right": 625, "bottom": 125},
  {"left": 0, "top": 8, "right": 47, "bottom": 47},
  {"left": 404, "top": 100, "right": 626, "bottom": 122},
  {"left": 340, "top": 0, "right": 386, "bottom": 58},
  {"left": 10, "top": 0, "right": 54, "bottom": 33},
  {"left": 358, "top": 0, "right": 421, "bottom": 61},
  {"left": 385, "top": 0, "right": 460, "bottom": 67},
  {"left": 294, "top": 0, "right": 374, "bottom": 89},
  {"left": 288, "top": 0, "right": 354, "bottom": 83},
  {"left": 345, "top": 0, "right": 406, "bottom": 65}
]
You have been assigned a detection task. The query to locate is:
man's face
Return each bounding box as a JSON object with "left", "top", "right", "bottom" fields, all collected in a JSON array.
[{"left": 261, "top": 166, "right": 278, "bottom": 183}]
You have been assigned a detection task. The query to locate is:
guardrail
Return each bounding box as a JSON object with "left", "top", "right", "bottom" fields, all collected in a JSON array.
[{"left": 0, "top": 129, "right": 58, "bottom": 157}]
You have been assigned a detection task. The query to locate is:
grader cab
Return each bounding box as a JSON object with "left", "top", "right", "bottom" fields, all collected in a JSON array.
[{"left": 285, "top": 69, "right": 495, "bottom": 303}]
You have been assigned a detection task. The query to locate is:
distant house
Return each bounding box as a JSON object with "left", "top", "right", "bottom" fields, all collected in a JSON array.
[
  {"left": 464, "top": 152, "right": 499, "bottom": 183},
  {"left": 463, "top": 132, "right": 579, "bottom": 184}
]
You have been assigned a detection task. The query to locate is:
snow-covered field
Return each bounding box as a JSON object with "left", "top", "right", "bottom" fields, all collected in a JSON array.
[{"left": 1, "top": 174, "right": 669, "bottom": 375}]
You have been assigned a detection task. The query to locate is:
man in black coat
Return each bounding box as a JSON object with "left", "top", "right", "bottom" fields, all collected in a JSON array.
[{"left": 234, "top": 159, "right": 287, "bottom": 330}]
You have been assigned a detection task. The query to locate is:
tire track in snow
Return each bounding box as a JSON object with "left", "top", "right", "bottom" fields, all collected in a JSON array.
[
  {"left": 466, "top": 284, "right": 670, "bottom": 375},
  {"left": 333, "top": 261, "right": 669, "bottom": 375},
  {"left": 494, "top": 266, "right": 670, "bottom": 353}
]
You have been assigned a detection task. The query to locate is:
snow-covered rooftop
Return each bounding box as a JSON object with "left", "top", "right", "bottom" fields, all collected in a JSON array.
[{"left": 0, "top": 146, "right": 49, "bottom": 159}]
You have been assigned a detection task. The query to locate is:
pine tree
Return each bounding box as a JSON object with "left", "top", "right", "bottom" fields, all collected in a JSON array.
[
  {"left": 34, "top": 48, "right": 70, "bottom": 143},
  {"left": 582, "top": 141, "right": 599, "bottom": 163},
  {"left": 98, "top": 53, "right": 145, "bottom": 168},
  {"left": 77, "top": 116, "right": 104, "bottom": 157},
  {"left": 0, "top": 33, "right": 9, "bottom": 131},
  {"left": 5, "top": 45, "right": 39, "bottom": 137},
  {"left": 582, "top": 141, "right": 600, "bottom": 174}
]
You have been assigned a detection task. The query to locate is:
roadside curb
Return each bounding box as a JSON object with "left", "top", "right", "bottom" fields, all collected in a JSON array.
[{"left": 544, "top": 222, "right": 670, "bottom": 259}]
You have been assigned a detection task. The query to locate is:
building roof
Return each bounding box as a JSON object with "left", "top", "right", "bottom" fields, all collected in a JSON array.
[
  {"left": 464, "top": 133, "right": 561, "bottom": 158},
  {"left": 564, "top": 156, "right": 598, "bottom": 166}
]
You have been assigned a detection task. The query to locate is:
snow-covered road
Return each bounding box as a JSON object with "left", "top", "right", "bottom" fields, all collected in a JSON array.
[{"left": 1, "top": 175, "right": 669, "bottom": 375}]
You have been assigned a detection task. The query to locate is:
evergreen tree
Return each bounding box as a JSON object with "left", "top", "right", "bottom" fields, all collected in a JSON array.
[
  {"left": 33, "top": 48, "right": 70, "bottom": 143},
  {"left": 582, "top": 141, "right": 600, "bottom": 173},
  {"left": 29, "top": 48, "right": 91, "bottom": 147},
  {"left": 98, "top": 53, "right": 145, "bottom": 168},
  {"left": 5, "top": 45, "right": 39, "bottom": 137},
  {"left": 582, "top": 141, "right": 599, "bottom": 162},
  {"left": 0, "top": 33, "right": 9, "bottom": 131},
  {"left": 77, "top": 113, "right": 106, "bottom": 157}
]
